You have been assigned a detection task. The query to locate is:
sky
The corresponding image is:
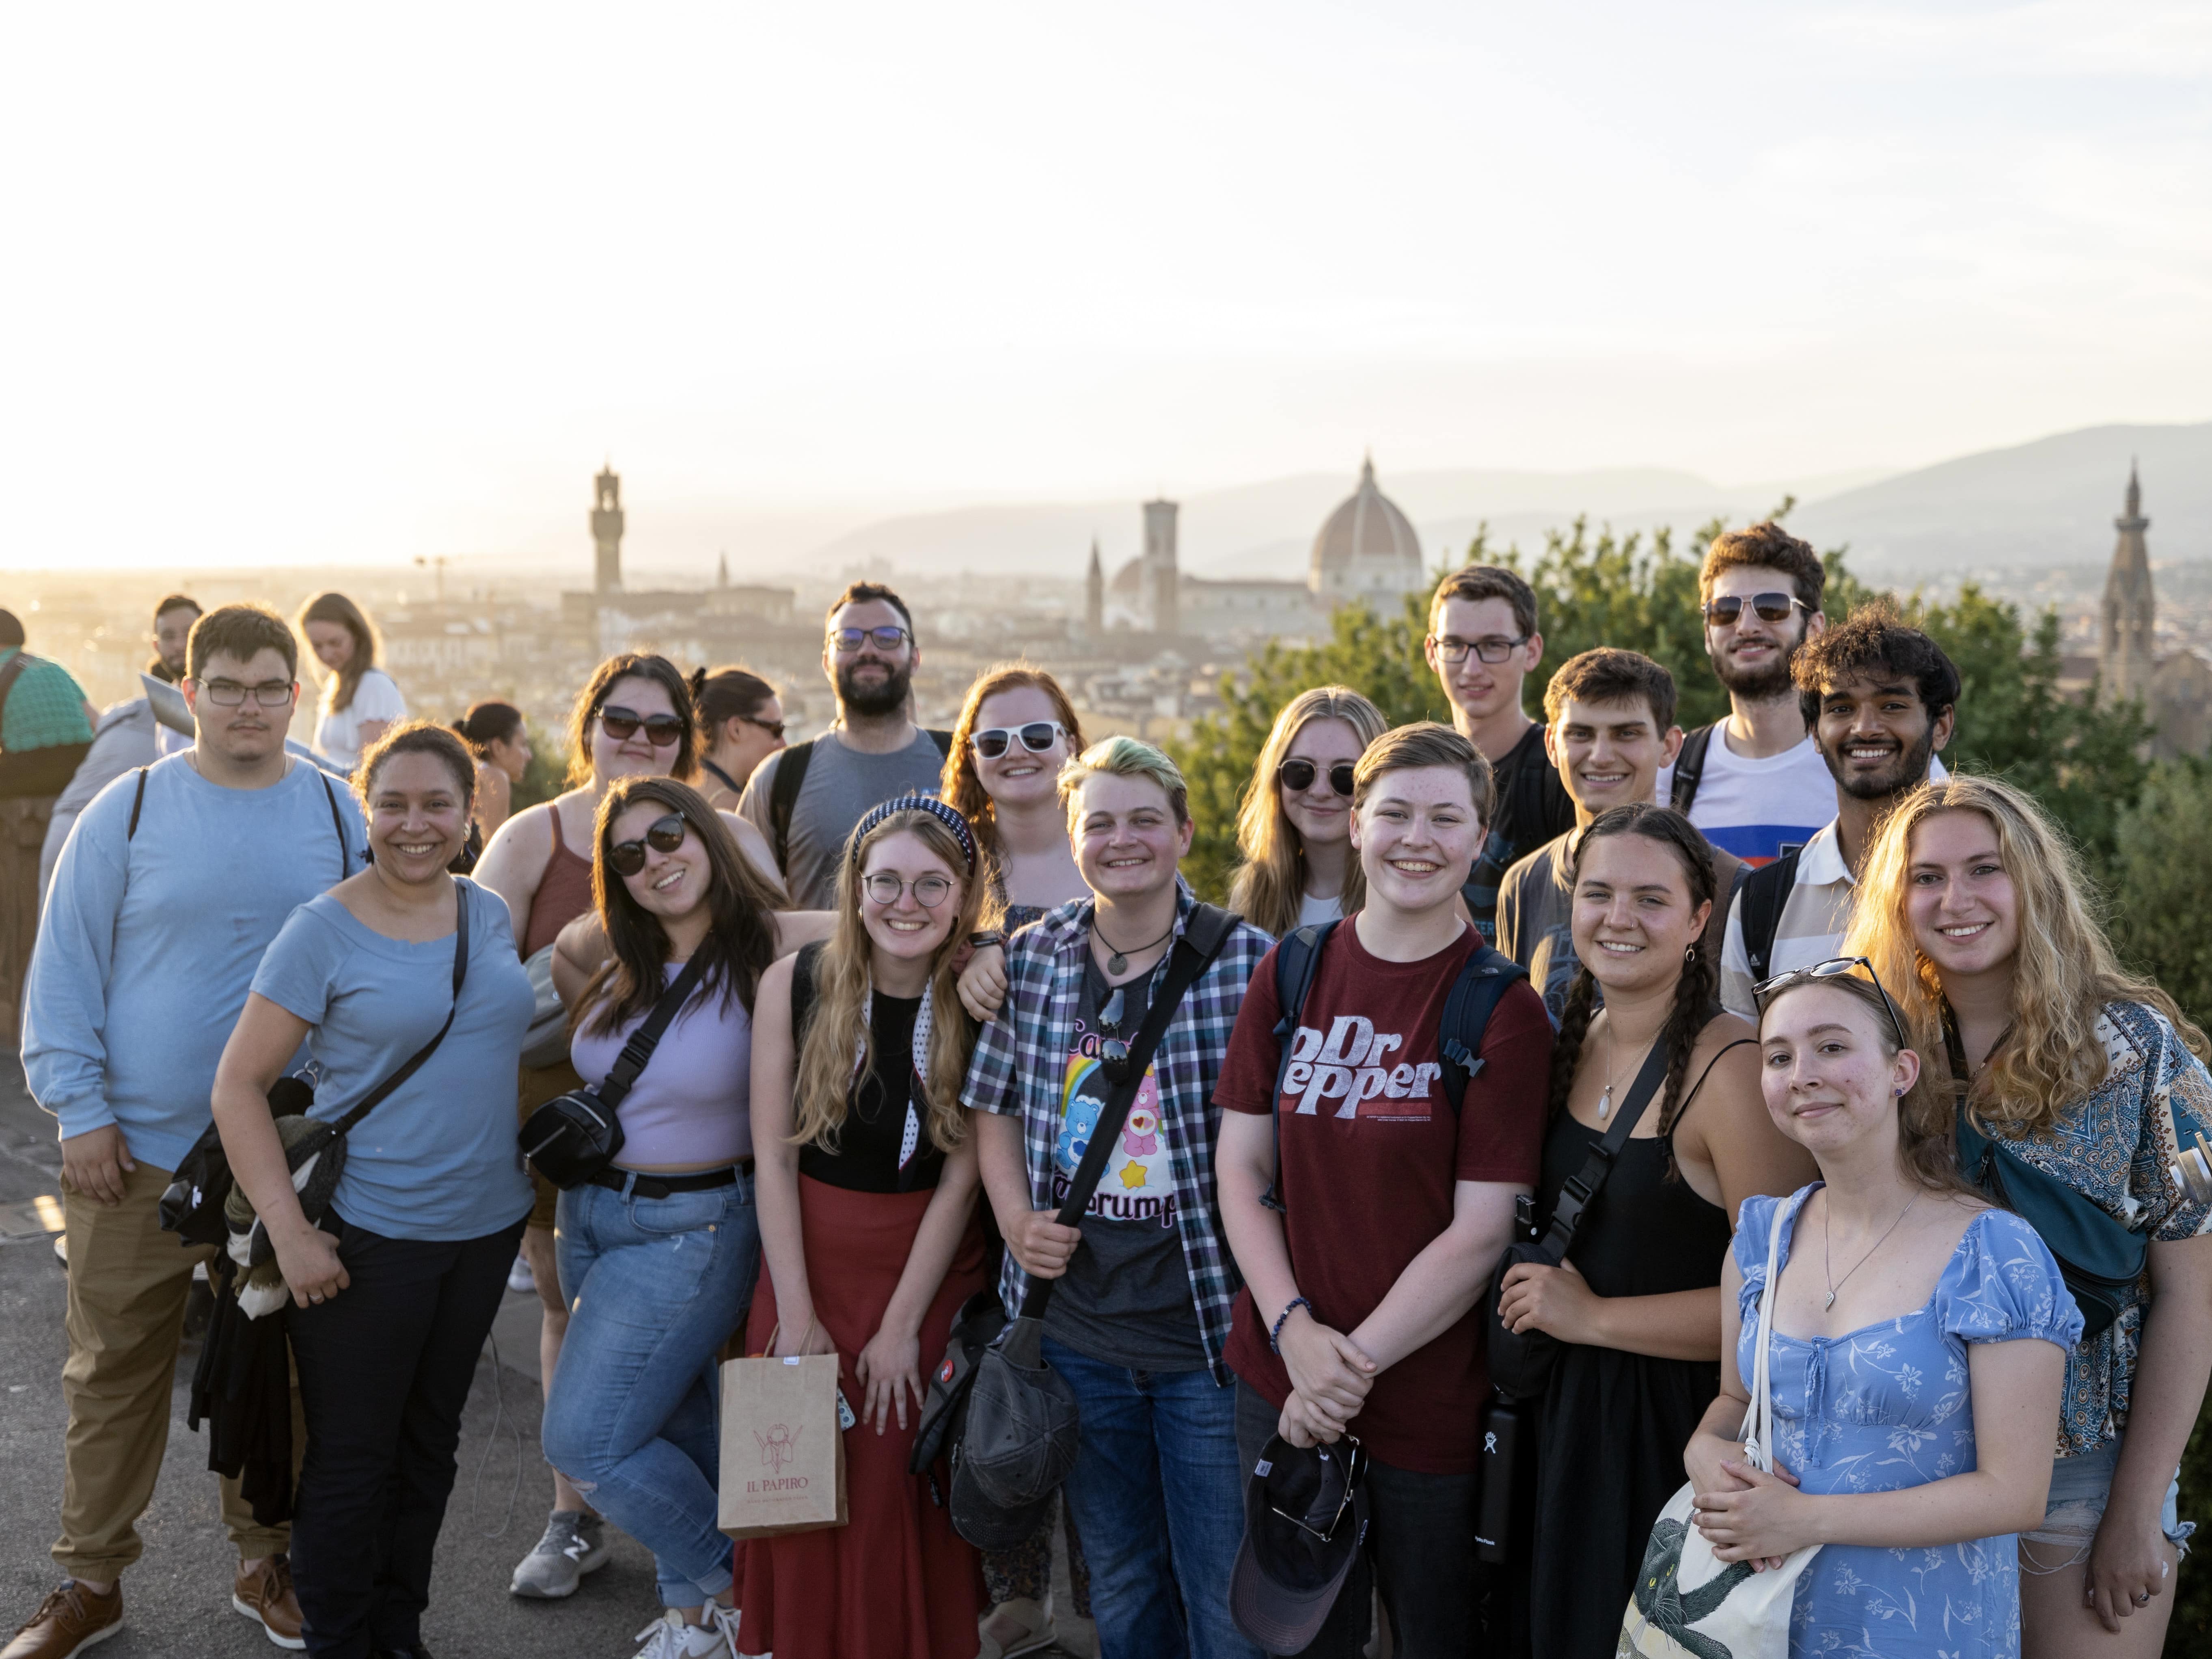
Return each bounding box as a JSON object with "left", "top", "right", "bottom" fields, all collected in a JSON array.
[{"left": 5, "top": 1, "right": 2208, "bottom": 574}]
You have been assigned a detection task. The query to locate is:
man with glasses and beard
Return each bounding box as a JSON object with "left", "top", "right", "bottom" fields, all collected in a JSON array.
[
  {"left": 737, "top": 581, "right": 953, "bottom": 908},
  {"left": 1717, "top": 603, "right": 1959, "bottom": 1016}
]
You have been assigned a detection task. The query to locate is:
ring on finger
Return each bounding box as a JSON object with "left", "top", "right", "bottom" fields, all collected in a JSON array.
[{"left": 2133, "top": 1591, "right": 2152, "bottom": 1606}]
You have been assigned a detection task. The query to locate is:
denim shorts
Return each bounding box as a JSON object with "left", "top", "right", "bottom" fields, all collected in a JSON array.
[{"left": 2020, "top": 1435, "right": 2193, "bottom": 1568}]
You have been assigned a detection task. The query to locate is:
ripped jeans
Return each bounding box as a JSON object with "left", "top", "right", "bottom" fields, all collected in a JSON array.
[
  {"left": 2021, "top": 1432, "right": 2194, "bottom": 1571},
  {"left": 543, "top": 1173, "right": 760, "bottom": 1607}
]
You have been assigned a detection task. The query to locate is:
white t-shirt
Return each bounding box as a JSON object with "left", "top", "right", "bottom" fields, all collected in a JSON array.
[
  {"left": 314, "top": 667, "right": 408, "bottom": 773},
  {"left": 1297, "top": 890, "right": 1345, "bottom": 930},
  {"left": 1656, "top": 730, "right": 1947, "bottom": 869}
]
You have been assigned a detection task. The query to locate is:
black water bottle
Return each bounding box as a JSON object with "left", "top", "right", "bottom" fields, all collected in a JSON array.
[{"left": 1474, "top": 1394, "right": 1519, "bottom": 1564}]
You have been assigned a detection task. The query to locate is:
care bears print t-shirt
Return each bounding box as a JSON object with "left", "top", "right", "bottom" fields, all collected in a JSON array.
[
  {"left": 1039, "top": 955, "right": 1210, "bottom": 1372},
  {"left": 1215, "top": 919, "right": 1552, "bottom": 1472}
]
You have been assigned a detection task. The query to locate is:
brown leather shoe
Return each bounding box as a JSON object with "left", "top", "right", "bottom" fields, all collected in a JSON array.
[
  {"left": 233, "top": 1554, "right": 306, "bottom": 1650},
  {"left": 2, "top": 1581, "right": 122, "bottom": 1659}
]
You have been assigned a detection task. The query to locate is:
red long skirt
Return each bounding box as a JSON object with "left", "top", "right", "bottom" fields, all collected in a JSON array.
[{"left": 737, "top": 1174, "right": 988, "bottom": 1659}]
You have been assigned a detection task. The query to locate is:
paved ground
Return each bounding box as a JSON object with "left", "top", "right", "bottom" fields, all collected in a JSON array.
[{"left": 0, "top": 1059, "right": 1087, "bottom": 1658}]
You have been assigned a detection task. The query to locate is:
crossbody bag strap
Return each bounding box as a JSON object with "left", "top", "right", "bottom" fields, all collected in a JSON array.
[
  {"left": 1019, "top": 910, "right": 1237, "bottom": 1320},
  {"left": 596, "top": 952, "right": 713, "bottom": 1113},
  {"left": 1742, "top": 1190, "right": 1796, "bottom": 1470},
  {"left": 1535, "top": 1037, "right": 1673, "bottom": 1258},
  {"left": 331, "top": 882, "right": 473, "bottom": 1136}
]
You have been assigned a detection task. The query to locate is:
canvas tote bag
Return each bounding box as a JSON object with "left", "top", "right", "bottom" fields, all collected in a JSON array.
[
  {"left": 719, "top": 1323, "right": 848, "bottom": 1540},
  {"left": 1619, "top": 1193, "right": 1819, "bottom": 1659}
]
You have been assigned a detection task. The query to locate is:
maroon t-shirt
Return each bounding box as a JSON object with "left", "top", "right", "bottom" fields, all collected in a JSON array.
[{"left": 1217, "top": 919, "right": 1552, "bottom": 1473}]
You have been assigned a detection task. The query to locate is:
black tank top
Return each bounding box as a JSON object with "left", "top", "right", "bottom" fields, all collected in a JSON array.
[{"left": 790, "top": 941, "right": 947, "bottom": 1195}]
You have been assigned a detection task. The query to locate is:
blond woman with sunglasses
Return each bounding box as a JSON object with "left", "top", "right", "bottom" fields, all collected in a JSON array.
[{"left": 1227, "top": 686, "right": 1388, "bottom": 941}]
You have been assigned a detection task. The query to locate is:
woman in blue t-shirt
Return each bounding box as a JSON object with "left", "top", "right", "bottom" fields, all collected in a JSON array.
[{"left": 213, "top": 722, "right": 535, "bottom": 1659}]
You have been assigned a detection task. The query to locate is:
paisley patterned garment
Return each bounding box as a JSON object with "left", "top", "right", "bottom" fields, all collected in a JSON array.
[
  {"left": 1735, "top": 1189, "right": 2080, "bottom": 1657},
  {"left": 1982, "top": 1001, "right": 2212, "bottom": 1456}
]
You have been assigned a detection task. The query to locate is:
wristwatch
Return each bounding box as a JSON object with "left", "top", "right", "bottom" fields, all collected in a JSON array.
[{"left": 967, "top": 930, "right": 1006, "bottom": 950}]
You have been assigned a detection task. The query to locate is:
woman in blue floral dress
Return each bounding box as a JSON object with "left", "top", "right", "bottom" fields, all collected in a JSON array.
[
  {"left": 1847, "top": 775, "right": 2212, "bottom": 1659},
  {"left": 1686, "top": 967, "right": 2080, "bottom": 1657}
]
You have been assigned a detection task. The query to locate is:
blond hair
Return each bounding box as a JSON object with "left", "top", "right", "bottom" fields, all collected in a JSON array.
[
  {"left": 789, "top": 807, "right": 984, "bottom": 1157},
  {"left": 1228, "top": 686, "right": 1387, "bottom": 939},
  {"left": 1844, "top": 773, "right": 2208, "bottom": 1134},
  {"left": 1057, "top": 735, "right": 1189, "bottom": 825}
]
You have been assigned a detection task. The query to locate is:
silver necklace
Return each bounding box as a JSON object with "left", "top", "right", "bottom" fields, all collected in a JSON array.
[
  {"left": 1596, "top": 1016, "right": 1658, "bottom": 1123},
  {"left": 1822, "top": 1190, "right": 1920, "bottom": 1312},
  {"left": 1094, "top": 917, "right": 1172, "bottom": 976}
]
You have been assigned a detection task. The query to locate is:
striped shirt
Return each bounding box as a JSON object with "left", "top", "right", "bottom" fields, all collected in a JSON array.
[
  {"left": 1719, "top": 818, "right": 1853, "bottom": 1017},
  {"left": 962, "top": 880, "right": 1272, "bottom": 1384},
  {"left": 0, "top": 649, "right": 94, "bottom": 753}
]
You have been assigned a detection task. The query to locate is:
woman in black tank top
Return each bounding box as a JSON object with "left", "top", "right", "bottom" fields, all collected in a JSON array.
[{"left": 1493, "top": 805, "right": 1814, "bottom": 1659}]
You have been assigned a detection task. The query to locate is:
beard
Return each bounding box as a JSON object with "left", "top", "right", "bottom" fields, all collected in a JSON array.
[
  {"left": 1822, "top": 720, "right": 1939, "bottom": 802},
  {"left": 837, "top": 658, "right": 913, "bottom": 718},
  {"left": 1707, "top": 622, "right": 1806, "bottom": 701}
]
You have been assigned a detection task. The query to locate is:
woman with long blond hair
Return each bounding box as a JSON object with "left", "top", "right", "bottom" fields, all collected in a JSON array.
[
  {"left": 1227, "top": 685, "right": 1387, "bottom": 939},
  {"left": 739, "top": 794, "right": 992, "bottom": 1659},
  {"left": 1845, "top": 773, "right": 2212, "bottom": 1659},
  {"left": 298, "top": 591, "right": 408, "bottom": 774}
]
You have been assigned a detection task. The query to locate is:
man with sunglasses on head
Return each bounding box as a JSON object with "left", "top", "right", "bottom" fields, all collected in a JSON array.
[
  {"left": 1422, "top": 566, "right": 1576, "bottom": 946},
  {"left": 736, "top": 581, "right": 952, "bottom": 908},
  {"left": 15, "top": 603, "right": 367, "bottom": 1659},
  {"left": 1718, "top": 604, "right": 1958, "bottom": 1017}
]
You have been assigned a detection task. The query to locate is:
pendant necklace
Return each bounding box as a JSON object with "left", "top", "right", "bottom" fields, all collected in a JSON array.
[
  {"left": 1823, "top": 1190, "right": 1920, "bottom": 1312},
  {"left": 1095, "top": 917, "right": 1173, "bottom": 976},
  {"left": 1596, "top": 1015, "right": 1658, "bottom": 1123}
]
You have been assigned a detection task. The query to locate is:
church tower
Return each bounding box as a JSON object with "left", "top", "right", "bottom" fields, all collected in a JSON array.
[
  {"left": 591, "top": 465, "right": 626, "bottom": 594},
  {"left": 2100, "top": 463, "right": 2155, "bottom": 702},
  {"left": 1142, "top": 498, "right": 1180, "bottom": 636},
  {"left": 1084, "top": 538, "right": 1104, "bottom": 637}
]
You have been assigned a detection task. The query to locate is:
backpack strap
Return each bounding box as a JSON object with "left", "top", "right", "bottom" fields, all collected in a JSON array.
[
  {"left": 1437, "top": 944, "right": 1530, "bottom": 1111},
  {"left": 1669, "top": 722, "right": 1717, "bottom": 815},
  {"left": 317, "top": 768, "right": 349, "bottom": 876},
  {"left": 1738, "top": 847, "right": 1804, "bottom": 986},
  {"left": 925, "top": 728, "right": 954, "bottom": 760},
  {"left": 768, "top": 738, "right": 817, "bottom": 876},
  {"left": 1261, "top": 920, "right": 1340, "bottom": 1214},
  {"left": 127, "top": 766, "right": 151, "bottom": 840}
]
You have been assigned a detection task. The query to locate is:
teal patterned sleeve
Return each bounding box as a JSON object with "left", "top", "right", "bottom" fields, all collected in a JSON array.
[{"left": 2145, "top": 1014, "right": 2212, "bottom": 1242}]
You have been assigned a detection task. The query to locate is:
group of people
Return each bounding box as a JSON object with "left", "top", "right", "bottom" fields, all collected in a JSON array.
[{"left": 5, "top": 520, "right": 2209, "bottom": 1659}]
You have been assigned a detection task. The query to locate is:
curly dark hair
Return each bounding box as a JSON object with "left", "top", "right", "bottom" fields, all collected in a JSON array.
[{"left": 1792, "top": 600, "right": 1960, "bottom": 727}]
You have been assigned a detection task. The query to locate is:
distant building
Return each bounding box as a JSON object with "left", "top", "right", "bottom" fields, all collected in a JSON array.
[
  {"left": 2089, "top": 464, "right": 2212, "bottom": 759},
  {"left": 1083, "top": 539, "right": 1104, "bottom": 638},
  {"left": 1309, "top": 455, "right": 1425, "bottom": 607},
  {"left": 592, "top": 465, "right": 625, "bottom": 593}
]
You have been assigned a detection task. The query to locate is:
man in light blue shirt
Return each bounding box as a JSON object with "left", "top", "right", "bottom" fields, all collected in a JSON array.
[{"left": 12, "top": 603, "right": 366, "bottom": 1658}]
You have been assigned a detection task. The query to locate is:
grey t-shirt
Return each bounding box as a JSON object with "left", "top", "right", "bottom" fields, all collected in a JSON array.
[
  {"left": 1041, "top": 955, "right": 1209, "bottom": 1372},
  {"left": 736, "top": 728, "right": 949, "bottom": 908}
]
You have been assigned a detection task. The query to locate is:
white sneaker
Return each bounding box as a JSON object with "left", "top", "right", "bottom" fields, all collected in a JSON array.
[
  {"left": 631, "top": 1609, "right": 732, "bottom": 1658},
  {"left": 506, "top": 1252, "right": 536, "bottom": 1294},
  {"left": 701, "top": 1601, "right": 743, "bottom": 1657}
]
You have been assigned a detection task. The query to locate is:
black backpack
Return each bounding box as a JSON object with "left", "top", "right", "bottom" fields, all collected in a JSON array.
[
  {"left": 1667, "top": 722, "right": 1719, "bottom": 815},
  {"left": 767, "top": 729, "right": 955, "bottom": 875},
  {"left": 1735, "top": 846, "right": 1805, "bottom": 986}
]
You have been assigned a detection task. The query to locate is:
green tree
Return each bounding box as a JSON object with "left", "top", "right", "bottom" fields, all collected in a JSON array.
[{"left": 510, "top": 735, "right": 571, "bottom": 814}]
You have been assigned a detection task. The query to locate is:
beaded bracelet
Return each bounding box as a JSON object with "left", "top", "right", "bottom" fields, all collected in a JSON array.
[{"left": 1268, "top": 1297, "right": 1311, "bottom": 1355}]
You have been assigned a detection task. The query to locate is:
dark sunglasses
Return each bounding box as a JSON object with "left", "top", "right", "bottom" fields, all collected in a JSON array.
[
  {"left": 608, "top": 813, "right": 690, "bottom": 876},
  {"left": 1278, "top": 758, "right": 1356, "bottom": 797},
  {"left": 741, "top": 712, "right": 787, "bottom": 740},
  {"left": 1753, "top": 956, "right": 1910, "bottom": 1053},
  {"left": 829, "top": 625, "right": 912, "bottom": 654},
  {"left": 973, "top": 721, "right": 1066, "bottom": 759},
  {"left": 598, "top": 705, "right": 686, "bottom": 747},
  {"left": 1270, "top": 1435, "right": 1368, "bottom": 1543},
  {"left": 1703, "top": 591, "right": 1811, "bottom": 626}
]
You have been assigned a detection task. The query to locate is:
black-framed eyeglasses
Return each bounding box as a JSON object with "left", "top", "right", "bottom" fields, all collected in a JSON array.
[
  {"left": 608, "top": 813, "right": 690, "bottom": 876},
  {"left": 1703, "top": 591, "right": 1811, "bottom": 627},
  {"left": 194, "top": 678, "right": 295, "bottom": 708},
  {"left": 1753, "top": 956, "right": 1910, "bottom": 1053},
  {"left": 1269, "top": 1435, "right": 1368, "bottom": 1543},
  {"left": 1278, "top": 758, "right": 1356, "bottom": 797},
  {"left": 829, "top": 625, "right": 912, "bottom": 654},
  {"left": 599, "top": 705, "right": 686, "bottom": 747},
  {"left": 741, "top": 713, "right": 787, "bottom": 741},
  {"left": 863, "top": 871, "right": 955, "bottom": 908},
  {"left": 973, "top": 721, "right": 1066, "bottom": 759},
  {"left": 1429, "top": 634, "right": 1528, "bottom": 664}
]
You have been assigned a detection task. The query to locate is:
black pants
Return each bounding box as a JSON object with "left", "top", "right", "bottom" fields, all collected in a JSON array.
[
  {"left": 1234, "top": 1382, "right": 1480, "bottom": 1659},
  {"left": 285, "top": 1212, "right": 527, "bottom": 1658}
]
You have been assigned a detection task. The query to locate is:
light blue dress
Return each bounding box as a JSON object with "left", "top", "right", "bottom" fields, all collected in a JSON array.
[{"left": 1735, "top": 1188, "right": 2082, "bottom": 1657}]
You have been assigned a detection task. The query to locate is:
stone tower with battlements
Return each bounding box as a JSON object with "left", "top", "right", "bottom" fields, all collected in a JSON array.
[
  {"left": 592, "top": 465, "right": 626, "bottom": 594},
  {"left": 1142, "top": 499, "right": 1180, "bottom": 636},
  {"left": 2100, "top": 463, "right": 2155, "bottom": 703}
]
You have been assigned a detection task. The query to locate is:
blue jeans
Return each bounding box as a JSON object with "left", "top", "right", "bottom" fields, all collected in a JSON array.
[
  {"left": 1041, "top": 1335, "right": 1262, "bottom": 1659},
  {"left": 543, "top": 1173, "right": 760, "bottom": 1607}
]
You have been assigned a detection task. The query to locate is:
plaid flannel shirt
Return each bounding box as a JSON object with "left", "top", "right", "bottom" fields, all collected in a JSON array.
[{"left": 962, "top": 878, "right": 1271, "bottom": 1384}]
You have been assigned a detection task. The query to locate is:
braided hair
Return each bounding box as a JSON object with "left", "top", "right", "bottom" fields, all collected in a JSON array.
[{"left": 1545, "top": 804, "right": 1721, "bottom": 1176}]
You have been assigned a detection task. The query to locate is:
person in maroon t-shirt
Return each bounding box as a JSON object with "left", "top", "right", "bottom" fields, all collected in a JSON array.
[{"left": 1215, "top": 721, "right": 1553, "bottom": 1658}]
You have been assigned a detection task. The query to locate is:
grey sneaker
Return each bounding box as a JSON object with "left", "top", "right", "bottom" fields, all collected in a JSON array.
[{"left": 508, "top": 1510, "right": 608, "bottom": 1599}]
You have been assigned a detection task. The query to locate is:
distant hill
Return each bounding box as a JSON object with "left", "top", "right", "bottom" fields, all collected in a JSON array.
[{"left": 1791, "top": 423, "right": 2212, "bottom": 574}]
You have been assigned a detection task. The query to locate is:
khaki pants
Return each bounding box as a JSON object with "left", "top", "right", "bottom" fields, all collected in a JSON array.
[{"left": 56, "top": 1157, "right": 299, "bottom": 1581}]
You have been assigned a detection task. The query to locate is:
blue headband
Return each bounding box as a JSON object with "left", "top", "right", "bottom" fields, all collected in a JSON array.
[{"left": 850, "top": 792, "right": 977, "bottom": 874}]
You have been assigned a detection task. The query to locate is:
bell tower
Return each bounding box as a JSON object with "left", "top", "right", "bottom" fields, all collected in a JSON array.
[
  {"left": 2099, "top": 462, "right": 2155, "bottom": 703},
  {"left": 591, "top": 465, "right": 626, "bottom": 594},
  {"left": 1142, "top": 498, "right": 1179, "bottom": 636},
  {"left": 1084, "top": 539, "right": 1104, "bottom": 637}
]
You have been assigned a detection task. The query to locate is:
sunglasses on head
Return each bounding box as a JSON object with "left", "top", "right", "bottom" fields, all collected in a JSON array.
[
  {"left": 598, "top": 705, "right": 686, "bottom": 747},
  {"left": 1269, "top": 1435, "right": 1368, "bottom": 1543},
  {"left": 608, "top": 813, "right": 689, "bottom": 876},
  {"left": 1752, "top": 956, "right": 1911, "bottom": 1053},
  {"left": 1278, "top": 758, "right": 1356, "bottom": 797},
  {"left": 972, "top": 721, "right": 1066, "bottom": 759},
  {"left": 1703, "top": 591, "right": 1811, "bottom": 626}
]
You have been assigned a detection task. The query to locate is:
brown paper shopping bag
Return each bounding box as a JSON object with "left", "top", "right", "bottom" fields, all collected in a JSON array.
[{"left": 719, "top": 1345, "right": 848, "bottom": 1540}]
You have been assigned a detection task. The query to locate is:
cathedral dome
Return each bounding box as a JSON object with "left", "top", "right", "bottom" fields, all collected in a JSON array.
[{"left": 1309, "top": 457, "right": 1424, "bottom": 604}]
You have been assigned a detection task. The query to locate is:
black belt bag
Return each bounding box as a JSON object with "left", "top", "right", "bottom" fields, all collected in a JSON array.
[{"left": 521, "top": 955, "right": 708, "bottom": 1191}]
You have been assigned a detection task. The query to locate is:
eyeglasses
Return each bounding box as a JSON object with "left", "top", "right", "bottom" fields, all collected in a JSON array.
[
  {"left": 194, "top": 678, "right": 296, "bottom": 708},
  {"left": 1429, "top": 634, "right": 1528, "bottom": 664},
  {"left": 1269, "top": 1436, "right": 1368, "bottom": 1543},
  {"left": 1752, "top": 956, "right": 1911, "bottom": 1053},
  {"left": 741, "top": 713, "right": 787, "bottom": 741},
  {"left": 608, "top": 813, "right": 690, "bottom": 876},
  {"left": 972, "top": 721, "right": 1066, "bottom": 759},
  {"left": 1278, "top": 758, "right": 1356, "bottom": 797},
  {"left": 1703, "top": 591, "right": 1811, "bottom": 627},
  {"left": 863, "top": 871, "right": 955, "bottom": 908},
  {"left": 598, "top": 705, "right": 686, "bottom": 747},
  {"left": 829, "top": 626, "right": 912, "bottom": 654}
]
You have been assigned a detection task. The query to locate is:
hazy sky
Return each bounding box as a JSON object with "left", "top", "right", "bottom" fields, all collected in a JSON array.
[{"left": 6, "top": 2, "right": 2208, "bottom": 573}]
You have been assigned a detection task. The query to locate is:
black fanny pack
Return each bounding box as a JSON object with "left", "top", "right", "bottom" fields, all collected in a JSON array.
[{"left": 521, "top": 954, "right": 708, "bottom": 1191}]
